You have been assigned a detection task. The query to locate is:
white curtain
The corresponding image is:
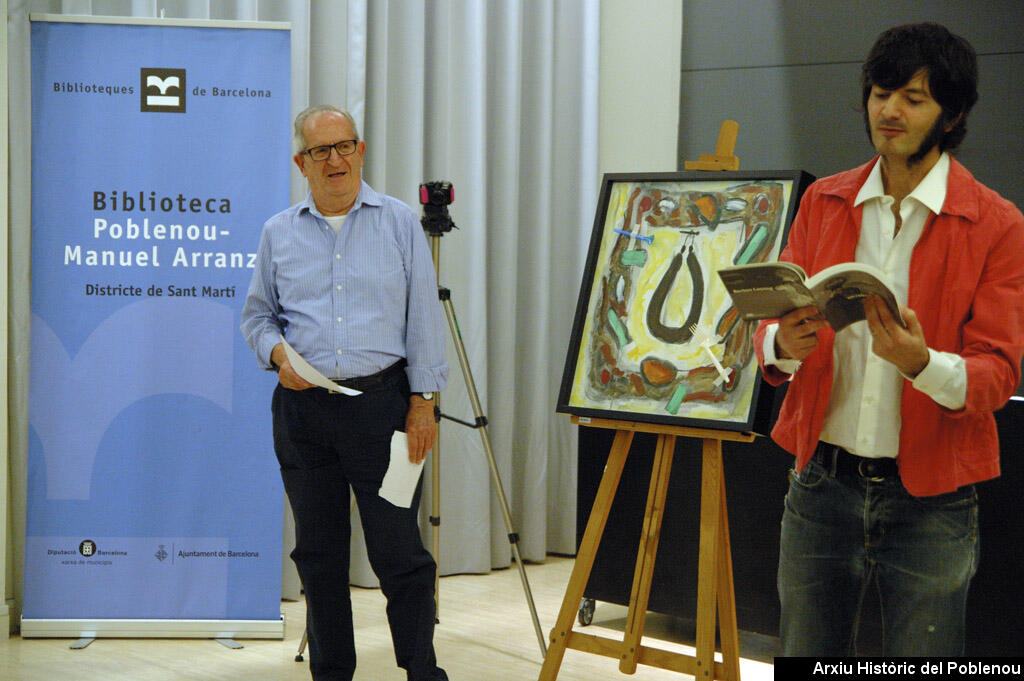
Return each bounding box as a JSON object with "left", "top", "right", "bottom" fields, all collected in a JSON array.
[{"left": 6, "top": 0, "right": 598, "bottom": 604}]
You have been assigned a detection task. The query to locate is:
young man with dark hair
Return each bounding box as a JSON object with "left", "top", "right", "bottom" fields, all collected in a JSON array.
[{"left": 755, "top": 23, "right": 1024, "bottom": 656}]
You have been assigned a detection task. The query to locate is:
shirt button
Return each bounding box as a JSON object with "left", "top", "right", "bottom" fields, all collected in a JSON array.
[
  {"left": 336, "top": 349, "right": 343, "bottom": 355},
  {"left": 336, "top": 285, "right": 342, "bottom": 290},
  {"left": 336, "top": 317, "right": 343, "bottom": 323},
  {"left": 335, "top": 254, "right": 341, "bottom": 259}
]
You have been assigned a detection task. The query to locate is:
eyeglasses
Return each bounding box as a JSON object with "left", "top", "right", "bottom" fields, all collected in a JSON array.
[{"left": 302, "top": 139, "right": 359, "bottom": 161}]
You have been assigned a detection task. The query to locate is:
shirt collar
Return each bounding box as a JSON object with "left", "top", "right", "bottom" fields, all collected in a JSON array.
[
  {"left": 298, "top": 180, "right": 383, "bottom": 218},
  {"left": 854, "top": 152, "right": 950, "bottom": 215}
]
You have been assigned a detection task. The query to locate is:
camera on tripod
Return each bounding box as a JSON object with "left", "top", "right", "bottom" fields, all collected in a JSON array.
[
  {"left": 419, "top": 181, "right": 457, "bottom": 236},
  {"left": 413, "top": 180, "right": 546, "bottom": 656}
]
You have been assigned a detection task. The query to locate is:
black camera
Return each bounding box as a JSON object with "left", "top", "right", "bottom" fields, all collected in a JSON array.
[
  {"left": 419, "top": 181, "right": 454, "bottom": 207},
  {"left": 419, "top": 181, "right": 457, "bottom": 235}
]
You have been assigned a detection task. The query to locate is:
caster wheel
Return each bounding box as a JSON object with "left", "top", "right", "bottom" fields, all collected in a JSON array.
[{"left": 577, "top": 598, "right": 595, "bottom": 626}]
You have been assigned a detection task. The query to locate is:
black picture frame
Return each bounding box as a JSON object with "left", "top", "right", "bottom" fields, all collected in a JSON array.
[{"left": 557, "top": 170, "right": 814, "bottom": 433}]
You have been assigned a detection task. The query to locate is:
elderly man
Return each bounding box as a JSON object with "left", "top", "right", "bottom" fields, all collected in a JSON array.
[
  {"left": 757, "top": 23, "right": 1024, "bottom": 656},
  {"left": 242, "top": 105, "right": 449, "bottom": 681}
]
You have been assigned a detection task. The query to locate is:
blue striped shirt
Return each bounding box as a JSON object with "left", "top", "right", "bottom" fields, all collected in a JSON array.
[{"left": 241, "top": 181, "right": 448, "bottom": 393}]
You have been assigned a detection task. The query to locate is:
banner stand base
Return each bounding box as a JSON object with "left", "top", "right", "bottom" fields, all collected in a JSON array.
[{"left": 20, "top": 616, "right": 284, "bottom": 639}]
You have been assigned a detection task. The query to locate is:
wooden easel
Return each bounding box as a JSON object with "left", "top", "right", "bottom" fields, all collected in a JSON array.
[
  {"left": 539, "top": 122, "right": 746, "bottom": 680},
  {"left": 537, "top": 418, "right": 753, "bottom": 680}
]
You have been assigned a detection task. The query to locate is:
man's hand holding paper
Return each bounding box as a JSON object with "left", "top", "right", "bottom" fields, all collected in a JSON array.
[
  {"left": 378, "top": 431, "right": 425, "bottom": 508},
  {"left": 275, "top": 339, "right": 362, "bottom": 395}
]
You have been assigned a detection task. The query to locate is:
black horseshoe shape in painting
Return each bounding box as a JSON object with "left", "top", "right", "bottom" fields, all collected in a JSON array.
[{"left": 646, "top": 245, "right": 704, "bottom": 344}]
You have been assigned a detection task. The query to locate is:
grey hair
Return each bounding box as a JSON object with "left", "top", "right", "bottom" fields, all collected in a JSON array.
[{"left": 292, "top": 105, "right": 360, "bottom": 153}]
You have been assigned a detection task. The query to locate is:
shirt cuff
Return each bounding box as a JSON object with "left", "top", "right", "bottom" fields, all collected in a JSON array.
[
  {"left": 763, "top": 323, "right": 803, "bottom": 375},
  {"left": 257, "top": 333, "right": 284, "bottom": 372},
  {"left": 907, "top": 348, "right": 967, "bottom": 410},
  {"left": 405, "top": 364, "right": 449, "bottom": 394}
]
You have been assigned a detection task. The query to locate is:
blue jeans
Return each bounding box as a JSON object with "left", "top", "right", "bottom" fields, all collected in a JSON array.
[{"left": 777, "top": 454, "right": 979, "bottom": 656}]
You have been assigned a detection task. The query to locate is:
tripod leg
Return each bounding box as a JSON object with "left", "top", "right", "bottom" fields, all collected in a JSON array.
[
  {"left": 429, "top": 235, "right": 444, "bottom": 623},
  {"left": 439, "top": 294, "right": 549, "bottom": 659},
  {"left": 431, "top": 395, "right": 441, "bottom": 623}
]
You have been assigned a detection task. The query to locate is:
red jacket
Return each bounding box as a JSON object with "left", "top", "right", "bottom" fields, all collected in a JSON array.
[{"left": 755, "top": 157, "right": 1024, "bottom": 496}]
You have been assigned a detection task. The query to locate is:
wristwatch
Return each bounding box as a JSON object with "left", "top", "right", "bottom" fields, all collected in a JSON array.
[{"left": 417, "top": 392, "right": 434, "bottom": 400}]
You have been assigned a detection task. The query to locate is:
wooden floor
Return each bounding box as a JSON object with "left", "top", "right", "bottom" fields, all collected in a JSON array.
[{"left": 0, "top": 556, "right": 775, "bottom": 680}]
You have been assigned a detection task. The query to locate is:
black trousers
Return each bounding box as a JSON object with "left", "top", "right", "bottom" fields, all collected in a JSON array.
[{"left": 272, "top": 370, "right": 444, "bottom": 681}]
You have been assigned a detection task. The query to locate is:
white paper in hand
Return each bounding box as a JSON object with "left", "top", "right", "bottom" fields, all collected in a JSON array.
[
  {"left": 281, "top": 339, "right": 361, "bottom": 396},
  {"left": 378, "top": 431, "right": 425, "bottom": 508}
]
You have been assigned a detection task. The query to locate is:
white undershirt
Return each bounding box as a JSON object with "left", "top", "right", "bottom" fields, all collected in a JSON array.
[
  {"left": 323, "top": 214, "right": 346, "bottom": 233},
  {"left": 764, "top": 153, "right": 966, "bottom": 458}
]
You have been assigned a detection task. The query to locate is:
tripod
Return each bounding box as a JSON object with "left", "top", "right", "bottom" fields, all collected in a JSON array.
[{"left": 414, "top": 181, "right": 546, "bottom": 658}]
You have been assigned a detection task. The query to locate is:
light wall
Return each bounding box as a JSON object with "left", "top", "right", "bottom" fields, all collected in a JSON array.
[
  {"left": 1, "top": 0, "right": 10, "bottom": 640},
  {"left": 598, "top": 0, "right": 683, "bottom": 177}
]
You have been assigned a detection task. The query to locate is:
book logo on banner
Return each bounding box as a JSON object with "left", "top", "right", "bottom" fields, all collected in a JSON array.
[{"left": 141, "top": 68, "right": 186, "bottom": 113}]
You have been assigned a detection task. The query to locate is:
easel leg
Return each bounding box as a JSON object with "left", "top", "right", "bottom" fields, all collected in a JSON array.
[
  {"left": 538, "top": 429, "right": 634, "bottom": 681},
  {"left": 692, "top": 437, "right": 741, "bottom": 681},
  {"left": 620, "top": 433, "right": 675, "bottom": 673},
  {"left": 716, "top": 473, "right": 740, "bottom": 681}
]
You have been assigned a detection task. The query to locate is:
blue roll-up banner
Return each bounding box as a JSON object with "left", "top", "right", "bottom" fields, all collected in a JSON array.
[{"left": 24, "top": 17, "right": 290, "bottom": 637}]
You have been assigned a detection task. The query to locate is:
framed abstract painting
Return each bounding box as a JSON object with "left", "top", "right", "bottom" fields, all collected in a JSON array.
[{"left": 557, "top": 170, "right": 813, "bottom": 433}]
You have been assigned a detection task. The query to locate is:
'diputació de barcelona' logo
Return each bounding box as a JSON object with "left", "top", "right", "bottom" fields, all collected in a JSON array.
[{"left": 141, "top": 68, "right": 186, "bottom": 113}]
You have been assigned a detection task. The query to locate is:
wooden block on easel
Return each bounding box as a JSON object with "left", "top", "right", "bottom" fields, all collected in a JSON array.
[{"left": 684, "top": 120, "right": 740, "bottom": 171}]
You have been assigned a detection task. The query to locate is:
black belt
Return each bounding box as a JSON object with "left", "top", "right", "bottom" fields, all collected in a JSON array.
[
  {"left": 326, "top": 359, "right": 406, "bottom": 394},
  {"left": 813, "top": 442, "right": 899, "bottom": 481}
]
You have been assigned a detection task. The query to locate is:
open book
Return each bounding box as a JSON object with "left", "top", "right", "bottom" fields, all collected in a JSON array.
[{"left": 717, "top": 261, "right": 904, "bottom": 332}]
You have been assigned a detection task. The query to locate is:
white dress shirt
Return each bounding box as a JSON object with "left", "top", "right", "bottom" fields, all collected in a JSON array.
[{"left": 764, "top": 153, "right": 966, "bottom": 458}]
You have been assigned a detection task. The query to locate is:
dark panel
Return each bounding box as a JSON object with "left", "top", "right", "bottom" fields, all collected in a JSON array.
[
  {"left": 681, "top": 1, "right": 1024, "bottom": 71},
  {"left": 970, "top": 400, "right": 1024, "bottom": 656},
  {"left": 954, "top": 53, "right": 1024, "bottom": 211}
]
